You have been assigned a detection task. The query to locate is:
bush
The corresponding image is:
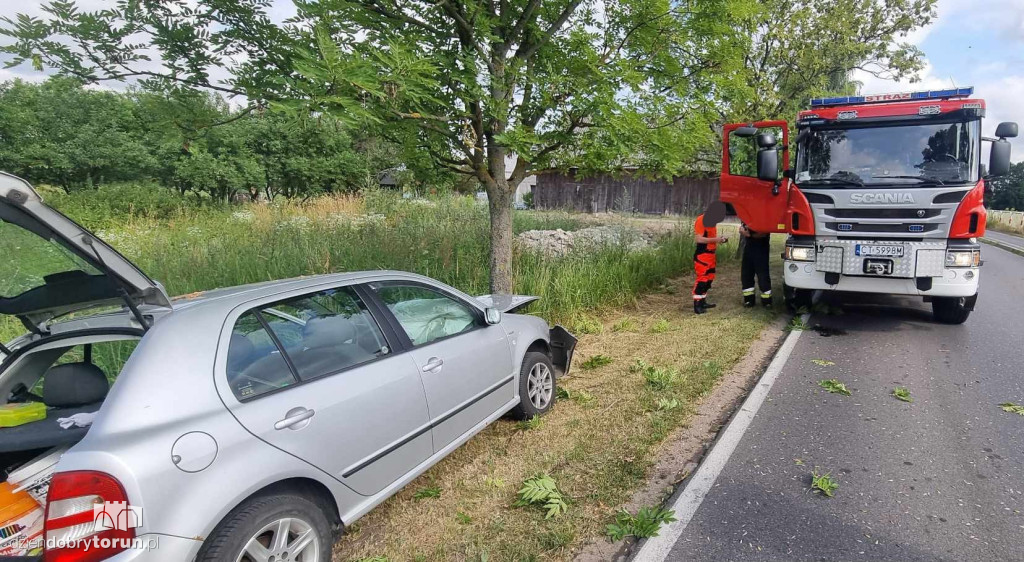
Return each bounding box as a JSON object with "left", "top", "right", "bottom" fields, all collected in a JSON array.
[{"left": 43, "top": 183, "right": 217, "bottom": 230}]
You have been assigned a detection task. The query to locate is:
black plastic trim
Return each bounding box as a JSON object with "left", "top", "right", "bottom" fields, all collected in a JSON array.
[
  {"left": 803, "top": 192, "right": 835, "bottom": 204},
  {"left": 932, "top": 190, "right": 970, "bottom": 204}
]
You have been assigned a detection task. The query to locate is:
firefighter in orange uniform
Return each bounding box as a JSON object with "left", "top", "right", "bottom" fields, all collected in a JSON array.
[{"left": 692, "top": 201, "right": 729, "bottom": 314}]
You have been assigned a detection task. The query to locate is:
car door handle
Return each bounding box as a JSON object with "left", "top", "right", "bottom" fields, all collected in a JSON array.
[
  {"left": 274, "top": 407, "right": 315, "bottom": 430},
  {"left": 421, "top": 357, "right": 444, "bottom": 373}
]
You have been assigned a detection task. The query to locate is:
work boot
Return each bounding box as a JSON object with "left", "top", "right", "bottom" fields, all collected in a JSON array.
[
  {"left": 743, "top": 294, "right": 756, "bottom": 307},
  {"left": 704, "top": 302, "right": 717, "bottom": 309},
  {"left": 761, "top": 296, "right": 774, "bottom": 308},
  {"left": 693, "top": 300, "right": 707, "bottom": 314}
]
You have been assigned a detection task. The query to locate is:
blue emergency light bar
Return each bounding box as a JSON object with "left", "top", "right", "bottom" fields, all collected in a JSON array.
[{"left": 810, "top": 87, "right": 974, "bottom": 108}]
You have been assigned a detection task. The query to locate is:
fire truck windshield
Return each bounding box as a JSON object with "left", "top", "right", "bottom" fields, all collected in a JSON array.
[{"left": 796, "top": 120, "right": 980, "bottom": 188}]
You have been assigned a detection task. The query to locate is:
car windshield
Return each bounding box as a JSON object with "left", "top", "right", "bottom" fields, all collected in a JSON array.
[
  {"left": 796, "top": 120, "right": 980, "bottom": 187},
  {"left": 0, "top": 217, "right": 104, "bottom": 299}
]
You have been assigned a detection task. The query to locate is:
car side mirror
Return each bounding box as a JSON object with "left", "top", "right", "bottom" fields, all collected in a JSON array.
[
  {"left": 757, "top": 148, "right": 779, "bottom": 182},
  {"left": 484, "top": 308, "right": 502, "bottom": 325}
]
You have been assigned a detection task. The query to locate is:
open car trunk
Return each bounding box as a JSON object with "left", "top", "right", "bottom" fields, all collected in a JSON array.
[
  {"left": 1, "top": 331, "right": 141, "bottom": 556},
  {"left": 0, "top": 172, "right": 170, "bottom": 337}
]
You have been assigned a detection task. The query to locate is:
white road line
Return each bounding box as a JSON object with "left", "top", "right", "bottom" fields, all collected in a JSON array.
[{"left": 632, "top": 313, "right": 810, "bottom": 562}]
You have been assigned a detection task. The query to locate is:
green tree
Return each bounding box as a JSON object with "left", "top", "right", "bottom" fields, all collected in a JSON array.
[
  {"left": 987, "top": 162, "right": 1024, "bottom": 211},
  {"left": 1, "top": 1, "right": 752, "bottom": 293},
  {"left": 0, "top": 77, "right": 156, "bottom": 191},
  {"left": 730, "top": 0, "right": 937, "bottom": 121}
]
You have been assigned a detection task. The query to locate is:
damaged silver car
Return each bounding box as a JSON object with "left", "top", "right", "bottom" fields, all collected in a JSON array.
[{"left": 0, "top": 171, "right": 575, "bottom": 562}]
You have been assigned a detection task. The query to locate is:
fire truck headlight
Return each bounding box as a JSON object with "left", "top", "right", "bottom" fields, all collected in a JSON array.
[
  {"left": 946, "top": 250, "right": 980, "bottom": 268},
  {"left": 786, "top": 246, "right": 815, "bottom": 262}
]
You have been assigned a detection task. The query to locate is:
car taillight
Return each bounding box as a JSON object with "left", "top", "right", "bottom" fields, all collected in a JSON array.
[{"left": 44, "top": 471, "right": 135, "bottom": 562}]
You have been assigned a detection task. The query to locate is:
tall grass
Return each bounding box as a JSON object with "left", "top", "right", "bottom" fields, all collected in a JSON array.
[{"left": 4, "top": 186, "right": 704, "bottom": 340}]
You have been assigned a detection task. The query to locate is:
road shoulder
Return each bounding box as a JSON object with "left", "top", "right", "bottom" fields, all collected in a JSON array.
[{"left": 572, "top": 313, "right": 791, "bottom": 562}]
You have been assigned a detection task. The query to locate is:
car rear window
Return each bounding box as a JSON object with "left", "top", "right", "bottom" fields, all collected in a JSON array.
[
  {"left": 226, "top": 312, "right": 297, "bottom": 400},
  {"left": 261, "top": 288, "right": 389, "bottom": 381},
  {"left": 225, "top": 286, "right": 390, "bottom": 400}
]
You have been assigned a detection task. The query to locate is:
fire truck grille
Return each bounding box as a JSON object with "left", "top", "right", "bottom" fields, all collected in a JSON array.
[{"left": 824, "top": 208, "right": 941, "bottom": 219}]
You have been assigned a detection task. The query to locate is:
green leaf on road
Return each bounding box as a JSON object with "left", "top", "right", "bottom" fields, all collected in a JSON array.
[
  {"left": 892, "top": 387, "right": 912, "bottom": 403},
  {"left": 999, "top": 402, "right": 1024, "bottom": 416},
  {"left": 819, "top": 379, "right": 851, "bottom": 396}
]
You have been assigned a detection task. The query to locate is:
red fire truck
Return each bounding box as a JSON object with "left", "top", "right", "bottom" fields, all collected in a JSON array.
[{"left": 720, "top": 87, "right": 1017, "bottom": 323}]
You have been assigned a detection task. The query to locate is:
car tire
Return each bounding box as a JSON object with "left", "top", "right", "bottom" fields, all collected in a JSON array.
[
  {"left": 196, "top": 491, "right": 334, "bottom": 562},
  {"left": 509, "top": 351, "right": 557, "bottom": 420},
  {"left": 932, "top": 295, "right": 973, "bottom": 324}
]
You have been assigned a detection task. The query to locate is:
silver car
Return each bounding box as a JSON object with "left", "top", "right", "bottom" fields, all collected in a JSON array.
[{"left": 0, "top": 172, "right": 575, "bottom": 562}]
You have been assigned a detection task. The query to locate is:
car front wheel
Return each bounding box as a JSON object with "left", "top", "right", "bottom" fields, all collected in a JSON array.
[
  {"left": 510, "top": 351, "right": 556, "bottom": 420},
  {"left": 196, "top": 492, "right": 333, "bottom": 562}
]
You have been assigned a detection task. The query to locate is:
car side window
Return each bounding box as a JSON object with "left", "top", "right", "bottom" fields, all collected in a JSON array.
[
  {"left": 261, "top": 287, "right": 390, "bottom": 381},
  {"left": 226, "top": 312, "right": 297, "bottom": 400},
  {"left": 373, "top": 284, "right": 480, "bottom": 346}
]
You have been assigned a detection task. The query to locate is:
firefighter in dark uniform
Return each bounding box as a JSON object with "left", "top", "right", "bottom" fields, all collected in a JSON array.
[
  {"left": 739, "top": 222, "right": 772, "bottom": 307},
  {"left": 692, "top": 201, "right": 729, "bottom": 314}
]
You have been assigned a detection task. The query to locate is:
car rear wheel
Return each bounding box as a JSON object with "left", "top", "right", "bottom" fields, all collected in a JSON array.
[
  {"left": 196, "top": 492, "right": 333, "bottom": 562},
  {"left": 932, "top": 295, "right": 973, "bottom": 324},
  {"left": 509, "top": 352, "right": 556, "bottom": 420}
]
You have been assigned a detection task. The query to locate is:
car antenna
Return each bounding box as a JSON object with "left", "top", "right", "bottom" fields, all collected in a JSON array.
[{"left": 82, "top": 235, "right": 151, "bottom": 331}]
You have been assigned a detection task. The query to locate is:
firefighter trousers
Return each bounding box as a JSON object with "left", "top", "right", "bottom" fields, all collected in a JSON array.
[
  {"left": 692, "top": 253, "right": 716, "bottom": 300},
  {"left": 741, "top": 239, "right": 772, "bottom": 299}
]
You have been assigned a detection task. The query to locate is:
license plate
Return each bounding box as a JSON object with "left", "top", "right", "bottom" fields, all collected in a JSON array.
[{"left": 856, "top": 244, "right": 904, "bottom": 257}]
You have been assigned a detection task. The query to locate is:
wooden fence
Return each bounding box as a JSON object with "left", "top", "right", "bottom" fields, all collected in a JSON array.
[
  {"left": 533, "top": 171, "right": 718, "bottom": 215},
  {"left": 989, "top": 209, "right": 1024, "bottom": 235}
]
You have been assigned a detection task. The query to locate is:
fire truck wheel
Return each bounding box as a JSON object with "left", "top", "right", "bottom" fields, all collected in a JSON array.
[
  {"left": 932, "top": 296, "right": 972, "bottom": 324},
  {"left": 784, "top": 284, "right": 814, "bottom": 312}
]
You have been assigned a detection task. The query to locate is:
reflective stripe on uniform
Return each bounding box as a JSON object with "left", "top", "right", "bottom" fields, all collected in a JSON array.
[
  {"left": 742, "top": 287, "right": 755, "bottom": 296},
  {"left": 761, "top": 290, "right": 772, "bottom": 298}
]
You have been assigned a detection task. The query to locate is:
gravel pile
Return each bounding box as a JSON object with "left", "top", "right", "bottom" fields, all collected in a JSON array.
[{"left": 517, "top": 225, "right": 652, "bottom": 257}]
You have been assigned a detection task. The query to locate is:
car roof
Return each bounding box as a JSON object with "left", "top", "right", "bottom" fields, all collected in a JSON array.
[{"left": 43, "top": 270, "right": 467, "bottom": 334}]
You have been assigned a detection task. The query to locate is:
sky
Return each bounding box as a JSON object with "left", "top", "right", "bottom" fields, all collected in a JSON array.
[
  {"left": 851, "top": 0, "right": 1024, "bottom": 161},
  {"left": 1, "top": 0, "right": 1022, "bottom": 161}
]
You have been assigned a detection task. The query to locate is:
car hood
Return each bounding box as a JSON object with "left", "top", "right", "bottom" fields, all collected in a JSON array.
[
  {"left": 0, "top": 172, "right": 171, "bottom": 330},
  {"left": 476, "top": 294, "right": 539, "bottom": 314}
]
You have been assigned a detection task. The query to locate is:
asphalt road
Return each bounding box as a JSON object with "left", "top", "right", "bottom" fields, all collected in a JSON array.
[
  {"left": 985, "top": 229, "right": 1024, "bottom": 253},
  {"left": 658, "top": 243, "right": 1024, "bottom": 561}
]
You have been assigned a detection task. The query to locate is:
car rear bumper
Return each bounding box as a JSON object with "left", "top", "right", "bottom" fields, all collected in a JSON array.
[
  {"left": 784, "top": 261, "right": 979, "bottom": 297},
  {"left": 103, "top": 533, "right": 202, "bottom": 561}
]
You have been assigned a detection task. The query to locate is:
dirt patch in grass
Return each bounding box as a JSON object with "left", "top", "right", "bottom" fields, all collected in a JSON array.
[{"left": 332, "top": 264, "right": 778, "bottom": 562}]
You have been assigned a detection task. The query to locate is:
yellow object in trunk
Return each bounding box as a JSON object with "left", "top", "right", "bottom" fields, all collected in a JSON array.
[{"left": 0, "top": 402, "right": 47, "bottom": 427}]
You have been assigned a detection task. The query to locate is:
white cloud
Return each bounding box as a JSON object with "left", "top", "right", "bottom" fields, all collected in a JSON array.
[{"left": 851, "top": 0, "right": 1024, "bottom": 162}]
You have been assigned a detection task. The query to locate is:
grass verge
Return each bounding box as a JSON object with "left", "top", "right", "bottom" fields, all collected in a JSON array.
[{"left": 333, "top": 264, "right": 776, "bottom": 561}]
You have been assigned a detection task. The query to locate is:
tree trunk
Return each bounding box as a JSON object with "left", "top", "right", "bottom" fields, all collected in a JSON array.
[{"left": 487, "top": 184, "right": 515, "bottom": 294}]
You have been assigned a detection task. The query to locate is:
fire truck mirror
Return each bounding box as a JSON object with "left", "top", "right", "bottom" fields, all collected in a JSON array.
[
  {"left": 757, "top": 147, "right": 779, "bottom": 182},
  {"left": 988, "top": 139, "right": 1012, "bottom": 177},
  {"left": 734, "top": 126, "right": 758, "bottom": 137},
  {"left": 756, "top": 133, "right": 777, "bottom": 149},
  {"left": 995, "top": 122, "right": 1018, "bottom": 139}
]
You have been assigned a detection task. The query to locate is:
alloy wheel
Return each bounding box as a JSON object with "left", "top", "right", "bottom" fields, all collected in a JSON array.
[
  {"left": 527, "top": 362, "right": 553, "bottom": 409},
  {"left": 236, "top": 516, "right": 320, "bottom": 562}
]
